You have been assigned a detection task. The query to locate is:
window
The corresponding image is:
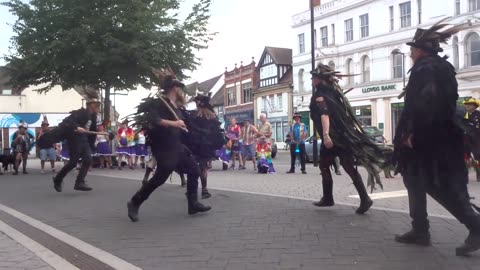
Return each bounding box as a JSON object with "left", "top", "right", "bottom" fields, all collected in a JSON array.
[
  {"left": 346, "top": 59, "right": 354, "bottom": 85},
  {"left": 298, "top": 69, "right": 305, "bottom": 92},
  {"left": 362, "top": 56, "right": 370, "bottom": 83},
  {"left": 345, "top": 19, "right": 353, "bottom": 42},
  {"left": 417, "top": 0, "right": 422, "bottom": 24},
  {"left": 262, "top": 97, "right": 267, "bottom": 111},
  {"left": 456, "top": 0, "right": 461, "bottom": 15},
  {"left": 400, "top": 2, "right": 411, "bottom": 28},
  {"left": 321, "top": 26, "right": 328, "bottom": 47},
  {"left": 351, "top": 105, "right": 372, "bottom": 126},
  {"left": 314, "top": 29, "right": 317, "bottom": 48},
  {"left": 277, "top": 94, "right": 283, "bottom": 111},
  {"left": 331, "top": 24, "right": 335, "bottom": 45},
  {"left": 328, "top": 61, "right": 336, "bottom": 70},
  {"left": 453, "top": 36, "right": 459, "bottom": 69},
  {"left": 470, "top": 0, "right": 480, "bottom": 11},
  {"left": 389, "top": 6, "right": 394, "bottom": 31},
  {"left": 227, "top": 87, "right": 236, "bottom": 106},
  {"left": 360, "top": 14, "right": 369, "bottom": 38},
  {"left": 392, "top": 50, "right": 404, "bottom": 79},
  {"left": 466, "top": 33, "right": 480, "bottom": 67},
  {"left": 242, "top": 82, "right": 252, "bottom": 103},
  {"left": 298, "top": 34, "right": 305, "bottom": 54}
]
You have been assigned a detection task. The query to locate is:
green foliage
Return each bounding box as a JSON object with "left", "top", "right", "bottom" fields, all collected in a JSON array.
[{"left": 2, "top": 0, "right": 213, "bottom": 92}]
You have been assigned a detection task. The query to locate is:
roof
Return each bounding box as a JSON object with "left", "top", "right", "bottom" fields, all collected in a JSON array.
[
  {"left": 210, "top": 85, "right": 225, "bottom": 106},
  {"left": 279, "top": 67, "right": 293, "bottom": 84},
  {"left": 185, "top": 74, "right": 222, "bottom": 96},
  {"left": 258, "top": 47, "right": 292, "bottom": 67}
]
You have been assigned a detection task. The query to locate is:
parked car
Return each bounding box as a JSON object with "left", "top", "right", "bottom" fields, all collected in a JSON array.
[{"left": 304, "top": 136, "right": 322, "bottom": 163}]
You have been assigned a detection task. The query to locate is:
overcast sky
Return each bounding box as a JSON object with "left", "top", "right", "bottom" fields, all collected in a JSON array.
[{"left": 0, "top": 0, "right": 309, "bottom": 118}]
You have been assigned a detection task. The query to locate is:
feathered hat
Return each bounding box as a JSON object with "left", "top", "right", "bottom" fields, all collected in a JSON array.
[
  {"left": 151, "top": 67, "right": 185, "bottom": 91},
  {"left": 41, "top": 114, "right": 49, "bottom": 126},
  {"left": 406, "top": 17, "right": 470, "bottom": 53},
  {"left": 193, "top": 92, "right": 213, "bottom": 110},
  {"left": 310, "top": 63, "right": 358, "bottom": 81},
  {"left": 82, "top": 86, "right": 101, "bottom": 105}
]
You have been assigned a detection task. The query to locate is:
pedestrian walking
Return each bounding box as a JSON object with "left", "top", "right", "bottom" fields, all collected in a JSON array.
[
  {"left": 127, "top": 74, "right": 211, "bottom": 221},
  {"left": 37, "top": 116, "right": 57, "bottom": 174},
  {"left": 287, "top": 112, "right": 307, "bottom": 174},
  {"left": 310, "top": 63, "right": 383, "bottom": 214},
  {"left": 51, "top": 97, "right": 100, "bottom": 192},
  {"left": 393, "top": 20, "right": 480, "bottom": 256}
]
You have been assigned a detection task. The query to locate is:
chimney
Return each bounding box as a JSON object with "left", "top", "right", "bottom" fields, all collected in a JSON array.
[{"left": 312, "top": 0, "right": 321, "bottom": 7}]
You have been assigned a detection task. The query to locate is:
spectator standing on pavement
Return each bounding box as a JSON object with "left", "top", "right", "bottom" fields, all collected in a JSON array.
[
  {"left": 393, "top": 21, "right": 480, "bottom": 256},
  {"left": 116, "top": 120, "right": 135, "bottom": 170},
  {"left": 240, "top": 119, "right": 258, "bottom": 170},
  {"left": 37, "top": 117, "right": 57, "bottom": 174},
  {"left": 287, "top": 112, "right": 307, "bottom": 174},
  {"left": 11, "top": 122, "right": 33, "bottom": 175},
  {"left": 134, "top": 128, "right": 148, "bottom": 169},
  {"left": 227, "top": 118, "right": 243, "bottom": 170},
  {"left": 258, "top": 113, "right": 273, "bottom": 142},
  {"left": 463, "top": 98, "right": 480, "bottom": 181},
  {"left": 127, "top": 74, "right": 211, "bottom": 221},
  {"left": 95, "top": 125, "right": 113, "bottom": 169},
  {"left": 52, "top": 98, "right": 100, "bottom": 192},
  {"left": 309, "top": 63, "right": 382, "bottom": 214}
]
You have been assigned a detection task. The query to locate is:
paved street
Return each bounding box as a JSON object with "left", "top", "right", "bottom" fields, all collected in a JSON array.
[
  {"left": 0, "top": 232, "right": 53, "bottom": 270},
  {"left": 0, "top": 152, "right": 479, "bottom": 269}
]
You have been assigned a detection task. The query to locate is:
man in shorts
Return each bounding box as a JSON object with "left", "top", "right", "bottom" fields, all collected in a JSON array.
[
  {"left": 240, "top": 119, "right": 258, "bottom": 170},
  {"left": 37, "top": 119, "right": 57, "bottom": 174}
]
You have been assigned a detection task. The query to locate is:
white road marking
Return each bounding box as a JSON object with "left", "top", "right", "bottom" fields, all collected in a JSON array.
[
  {"left": 348, "top": 190, "right": 408, "bottom": 200},
  {"left": 0, "top": 219, "right": 79, "bottom": 270},
  {"left": 0, "top": 203, "right": 142, "bottom": 270}
]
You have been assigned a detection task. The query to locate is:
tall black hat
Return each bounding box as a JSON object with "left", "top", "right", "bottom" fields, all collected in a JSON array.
[
  {"left": 194, "top": 93, "right": 214, "bottom": 111},
  {"left": 406, "top": 17, "right": 469, "bottom": 53}
]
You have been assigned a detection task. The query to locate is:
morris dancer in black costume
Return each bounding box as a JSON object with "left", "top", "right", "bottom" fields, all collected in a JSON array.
[
  {"left": 310, "top": 64, "right": 384, "bottom": 214},
  {"left": 52, "top": 98, "right": 100, "bottom": 192},
  {"left": 393, "top": 19, "right": 480, "bottom": 256},
  {"left": 127, "top": 74, "right": 211, "bottom": 221}
]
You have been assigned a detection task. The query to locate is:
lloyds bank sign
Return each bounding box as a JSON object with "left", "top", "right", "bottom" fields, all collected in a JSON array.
[{"left": 362, "top": 84, "right": 397, "bottom": 94}]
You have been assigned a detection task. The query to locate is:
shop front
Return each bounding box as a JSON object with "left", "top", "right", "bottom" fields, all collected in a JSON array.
[{"left": 224, "top": 109, "right": 254, "bottom": 127}]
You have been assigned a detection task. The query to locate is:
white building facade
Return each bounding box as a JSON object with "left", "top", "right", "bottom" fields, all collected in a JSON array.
[{"left": 292, "top": 0, "right": 480, "bottom": 142}]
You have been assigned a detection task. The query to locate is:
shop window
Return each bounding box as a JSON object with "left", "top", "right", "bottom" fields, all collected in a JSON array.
[
  {"left": 391, "top": 102, "right": 405, "bottom": 139},
  {"left": 352, "top": 105, "right": 372, "bottom": 126}
]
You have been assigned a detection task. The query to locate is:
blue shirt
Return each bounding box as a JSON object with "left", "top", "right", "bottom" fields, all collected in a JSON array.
[{"left": 290, "top": 123, "right": 306, "bottom": 144}]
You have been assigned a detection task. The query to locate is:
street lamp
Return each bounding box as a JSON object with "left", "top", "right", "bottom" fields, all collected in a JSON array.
[
  {"left": 110, "top": 92, "right": 128, "bottom": 126},
  {"left": 392, "top": 50, "right": 406, "bottom": 89},
  {"left": 310, "top": 0, "right": 319, "bottom": 167}
]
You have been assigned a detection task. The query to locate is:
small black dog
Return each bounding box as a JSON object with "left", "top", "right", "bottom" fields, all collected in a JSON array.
[{"left": 0, "top": 154, "right": 15, "bottom": 173}]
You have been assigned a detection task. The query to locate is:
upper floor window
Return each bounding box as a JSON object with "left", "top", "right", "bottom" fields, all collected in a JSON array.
[
  {"left": 360, "top": 14, "right": 369, "bottom": 38},
  {"left": 417, "top": 0, "right": 422, "bottom": 24},
  {"left": 314, "top": 29, "right": 318, "bottom": 48},
  {"left": 361, "top": 56, "right": 370, "bottom": 83},
  {"left": 277, "top": 94, "right": 283, "bottom": 111},
  {"left": 466, "top": 32, "right": 480, "bottom": 67},
  {"left": 321, "top": 26, "right": 328, "bottom": 47},
  {"left": 227, "top": 87, "right": 236, "bottom": 106},
  {"left": 331, "top": 24, "right": 336, "bottom": 45},
  {"left": 389, "top": 6, "right": 394, "bottom": 31},
  {"left": 470, "top": 0, "right": 480, "bottom": 11},
  {"left": 456, "top": 0, "right": 461, "bottom": 15},
  {"left": 298, "top": 34, "right": 305, "bottom": 54},
  {"left": 345, "top": 19, "right": 353, "bottom": 42},
  {"left": 453, "top": 36, "right": 459, "bottom": 69},
  {"left": 242, "top": 82, "right": 253, "bottom": 103},
  {"left": 392, "top": 50, "right": 404, "bottom": 79},
  {"left": 298, "top": 69, "right": 305, "bottom": 92},
  {"left": 346, "top": 59, "right": 354, "bottom": 85},
  {"left": 400, "top": 2, "right": 411, "bottom": 28}
]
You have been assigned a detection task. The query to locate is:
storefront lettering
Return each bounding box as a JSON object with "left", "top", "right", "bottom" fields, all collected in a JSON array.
[{"left": 362, "top": 84, "right": 397, "bottom": 93}]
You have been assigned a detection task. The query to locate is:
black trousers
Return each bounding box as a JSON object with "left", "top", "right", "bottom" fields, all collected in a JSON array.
[
  {"left": 319, "top": 145, "right": 369, "bottom": 200},
  {"left": 289, "top": 143, "right": 306, "bottom": 172},
  {"left": 132, "top": 145, "right": 200, "bottom": 206},
  {"left": 54, "top": 138, "right": 92, "bottom": 184},
  {"left": 403, "top": 165, "right": 480, "bottom": 233}
]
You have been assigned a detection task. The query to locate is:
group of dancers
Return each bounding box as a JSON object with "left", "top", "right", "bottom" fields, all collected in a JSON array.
[{"left": 35, "top": 20, "right": 480, "bottom": 256}]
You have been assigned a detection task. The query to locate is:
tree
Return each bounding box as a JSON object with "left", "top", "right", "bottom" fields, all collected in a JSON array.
[{"left": 2, "top": 0, "right": 213, "bottom": 123}]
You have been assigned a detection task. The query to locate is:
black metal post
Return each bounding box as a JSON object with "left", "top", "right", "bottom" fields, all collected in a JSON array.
[{"left": 310, "top": 0, "right": 319, "bottom": 167}]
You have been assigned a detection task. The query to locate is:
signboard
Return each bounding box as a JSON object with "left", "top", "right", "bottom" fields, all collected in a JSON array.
[
  {"left": 362, "top": 84, "right": 397, "bottom": 94},
  {"left": 355, "top": 109, "right": 361, "bottom": 116}
]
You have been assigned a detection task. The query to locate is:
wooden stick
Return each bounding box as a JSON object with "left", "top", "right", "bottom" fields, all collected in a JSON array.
[
  {"left": 75, "top": 131, "right": 109, "bottom": 136},
  {"left": 157, "top": 95, "right": 189, "bottom": 132}
]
